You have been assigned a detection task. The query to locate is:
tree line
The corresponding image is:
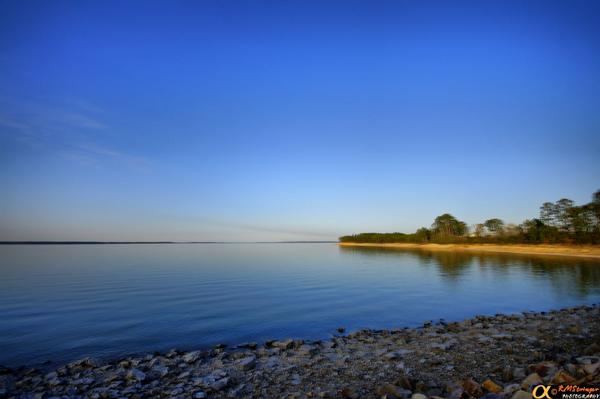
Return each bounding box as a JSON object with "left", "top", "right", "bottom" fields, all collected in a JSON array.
[{"left": 339, "top": 189, "right": 600, "bottom": 245}]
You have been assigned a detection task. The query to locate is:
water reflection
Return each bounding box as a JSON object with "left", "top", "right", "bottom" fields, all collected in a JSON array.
[{"left": 339, "top": 246, "right": 600, "bottom": 296}]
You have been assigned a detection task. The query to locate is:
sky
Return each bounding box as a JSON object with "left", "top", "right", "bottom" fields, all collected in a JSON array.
[{"left": 1, "top": 0, "right": 599, "bottom": 241}]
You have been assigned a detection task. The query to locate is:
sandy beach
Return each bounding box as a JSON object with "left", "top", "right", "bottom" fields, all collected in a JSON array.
[{"left": 338, "top": 242, "right": 600, "bottom": 259}]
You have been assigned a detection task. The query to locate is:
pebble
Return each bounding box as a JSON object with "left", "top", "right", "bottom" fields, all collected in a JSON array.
[
  {"left": 520, "top": 373, "right": 542, "bottom": 390},
  {"left": 126, "top": 368, "right": 146, "bottom": 382},
  {"left": 551, "top": 370, "right": 575, "bottom": 384},
  {"left": 291, "top": 373, "right": 301, "bottom": 385},
  {"left": 377, "top": 383, "right": 406, "bottom": 398},
  {"left": 384, "top": 349, "right": 413, "bottom": 360},
  {"left": 482, "top": 379, "right": 502, "bottom": 393},
  {"left": 273, "top": 339, "right": 295, "bottom": 350},
  {"left": 236, "top": 355, "right": 256, "bottom": 371},
  {"left": 183, "top": 350, "right": 202, "bottom": 363}
]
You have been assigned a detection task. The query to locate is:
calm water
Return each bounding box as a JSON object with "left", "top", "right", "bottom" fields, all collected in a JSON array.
[{"left": 1, "top": 243, "right": 600, "bottom": 367}]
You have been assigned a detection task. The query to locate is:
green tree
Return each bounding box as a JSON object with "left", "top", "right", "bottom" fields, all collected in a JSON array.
[
  {"left": 556, "top": 198, "right": 574, "bottom": 232},
  {"left": 339, "top": 188, "right": 600, "bottom": 245},
  {"left": 592, "top": 190, "right": 600, "bottom": 225},
  {"left": 484, "top": 218, "right": 504, "bottom": 235},
  {"left": 414, "top": 227, "right": 431, "bottom": 242},
  {"left": 520, "top": 219, "right": 560, "bottom": 243},
  {"left": 432, "top": 214, "right": 467, "bottom": 239},
  {"left": 540, "top": 202, "right": 557, "bottom": 227}
]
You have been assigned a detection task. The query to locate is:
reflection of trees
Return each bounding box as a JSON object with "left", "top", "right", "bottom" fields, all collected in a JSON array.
[
  {"left": 476, "top": 253, "right": 600, "bottom": 296},
  {"left": 338, "top": 246, "right": 600, "bottom": 296},
  {"left": 411, "top": 250, "right": 474, "bottom": 278},
  {"left": 338, "top": 246, "right": 475, "bottom": 278}
]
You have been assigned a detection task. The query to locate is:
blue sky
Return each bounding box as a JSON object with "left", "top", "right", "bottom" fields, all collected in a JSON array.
[{"left": 1, "top": 1, "right": 599, "bottom": 241}]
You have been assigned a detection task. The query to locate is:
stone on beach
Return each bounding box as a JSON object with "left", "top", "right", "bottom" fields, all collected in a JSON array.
[
  {"left": 384, "top": 349, "right": 413, "bottom": 360},
  {"left": 183, "top": 350, "right": 202, "bottom": 363},
  {"left": 235, "top": 355, "right": 256, "bottom": 370},
  {"left": 520, "top": 373, "right": 542, "bottom": 390},
  {"left": 482, "top": 379, "right": 503, "bottom": 393},
  {"left": 126, "top": 368, "right": 146, "bottom": 382}
]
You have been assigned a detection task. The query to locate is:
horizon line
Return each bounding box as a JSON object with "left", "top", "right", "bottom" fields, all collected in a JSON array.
[{"left": 0, "top": 240, "right": 339, "bottom": 245}]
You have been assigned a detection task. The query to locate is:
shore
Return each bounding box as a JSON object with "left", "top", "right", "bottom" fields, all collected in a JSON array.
[
  {"left": 339, "top": 242, "right": 600, "bottom": 259},
  {"left": 3, "top": 305, "right": 599, "bottom": 399}
]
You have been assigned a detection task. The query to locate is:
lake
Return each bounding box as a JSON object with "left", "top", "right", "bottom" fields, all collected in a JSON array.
[{"left": 1, "top": 243, "right": 599, "bottom": 368}]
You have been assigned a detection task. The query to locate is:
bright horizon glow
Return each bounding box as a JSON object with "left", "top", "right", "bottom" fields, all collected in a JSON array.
[{"left": 1, "top": 1, "right": 599, "bottom": 241}]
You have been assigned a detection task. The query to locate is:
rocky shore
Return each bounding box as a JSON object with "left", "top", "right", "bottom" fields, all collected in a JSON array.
[{"left": 2, "top": 305, "right": 599, "bottom": 399}]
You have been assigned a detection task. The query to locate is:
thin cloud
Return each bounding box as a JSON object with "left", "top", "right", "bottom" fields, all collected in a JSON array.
[
  {"left": 61, "top": 112, "right": 106, "bottom": 130},
  {"left": 72, "top": 143, "right": 150, "bottom": 171},
  {"left": 63, "top": 98, "right": 105, "bottom": 114},
  {"left": 0, "top": 99, "right": 149, "bottom": 171}
]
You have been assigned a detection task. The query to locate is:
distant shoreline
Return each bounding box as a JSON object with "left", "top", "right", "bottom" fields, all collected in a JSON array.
[{"left": 339, "top": 242, "right": 600, "bottom": 259}]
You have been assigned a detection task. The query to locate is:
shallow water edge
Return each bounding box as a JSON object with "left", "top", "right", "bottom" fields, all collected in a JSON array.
[{"left": 4, "top": 304, "right": 600, "bottom": 398}]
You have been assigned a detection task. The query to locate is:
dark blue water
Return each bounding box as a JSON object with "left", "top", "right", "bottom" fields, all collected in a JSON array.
[{"left": 1, "top": 243, "right": 600, "bottom": 367}]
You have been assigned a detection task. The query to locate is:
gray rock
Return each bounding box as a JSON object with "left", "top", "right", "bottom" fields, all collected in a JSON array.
[
  {"left": 383, "top": 349, "right": 413, "bottom": 360},
  {"left": 166, "top": 349, "right": 179, "bottom": 357},
  {"left": 297, "top": 344, "right": 318, "bottom": 356},
  {"left": 430, "top": 339, "right": 458, "bottom": 350},
  {"left": 177, "top": 370, "right": 190, "bottom": 379},
  {"left": 503, "top": 383, "right": 521, "bottom": 394},
  {"left": 126, "top": 368, "right": 146, "bottom": 382},
  {"left": 72, "top": 377, "right": 95, "bottom": 385},
  {"left": 577, "top": 357, "right": 600, "bottom": 375},
  {"left": 513, "top": 368, "right": 526, "bottom": 380},
  {"left": 576, "top": 356, "right": 599, "bottom": 364},
  {"left": 238, "top": 342, "right": 258, "bottom": 350},
  {"left": 45, "top": 371, "right": 58, "bottom": 380},
  {"left": 273, "top": 339, "right": 294, "bottom": 349},
  {"left": 197, "top": 371, "right": 230, "bottom": 391},
  {"left": 68, "top": 357, "right": 98, "bottom": 369},
  {"left": 183, "top": 350, "right": 202, "bottom": 363},
  {"left": 264, "top": 356, "right": 281, "bottom": 369},
  {"left": 321, "top": 341, "right": 336, "bottom": 349},
  {"left": 211, "top": 376, "right": 230, "bottom": 391},
  {"left": 478, "top": 335, "right": 493, "bottom": 343},
  {"left": 151, "top": 365, "right": 169, "bottom": 377},
  {"left": 47, "top": 377, "right": 61, "bottom": 386},
  {"left": 291, "top": 373, "right": 301, "bottom": 385},
  {"left": 377, "top": 384, "right": 411, "bottom": 398},
  {"left": 236, "top": 355, "right": 256, "bottom": 371},
  {"left": 229, "top": 383, "right": 247, "bottom": 397}
]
